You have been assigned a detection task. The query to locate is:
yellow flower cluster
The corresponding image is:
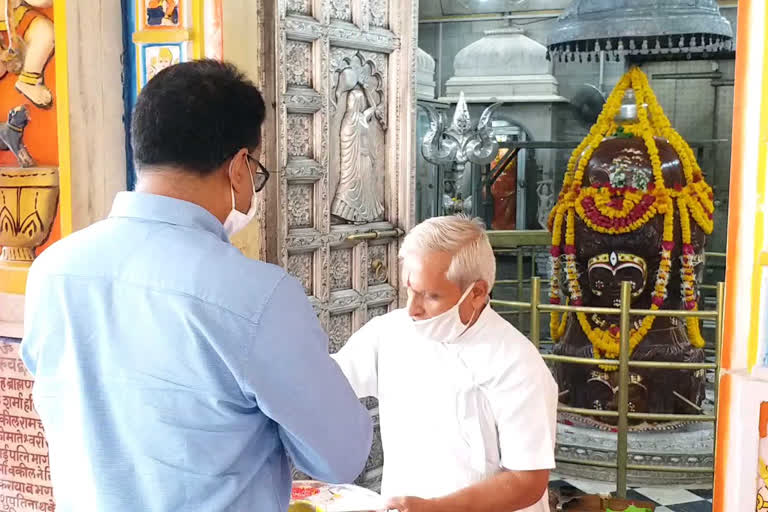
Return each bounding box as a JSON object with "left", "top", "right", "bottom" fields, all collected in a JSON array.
[
  {"left": 549, "top": 67, "right": 714, "bottom": 362},
  {"left": 577, "top": 311, "right": 656, "bottom": 371}
]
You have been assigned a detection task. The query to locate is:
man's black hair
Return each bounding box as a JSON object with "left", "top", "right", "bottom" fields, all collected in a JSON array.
[{"left": 131, "top": 59, "right": 266, "bottom": 175}]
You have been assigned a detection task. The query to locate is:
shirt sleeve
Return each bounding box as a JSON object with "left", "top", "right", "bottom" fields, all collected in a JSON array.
[
  {"left": 330, "top": 317, "right": 381, "bottom": 399},
  {"left": 491, "top": 343, "right": 558, "bottom": 472},
  {"left": 243, "top": 275, "right": 373, "bottom": 484}
]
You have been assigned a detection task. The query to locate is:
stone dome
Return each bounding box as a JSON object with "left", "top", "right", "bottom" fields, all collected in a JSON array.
[
  {"left": 416, "top": 47, "right": 437, "bottom": 100},
  {"left": 454, "top": 26, "right": 549, "bottom": 78},
  {"left": 443, "top": 26, "right": 566, "bottom": 103}
]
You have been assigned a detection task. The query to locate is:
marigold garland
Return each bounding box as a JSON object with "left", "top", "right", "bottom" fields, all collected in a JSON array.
[{"left": 549, "top": 67, "right": 714, "bottom": 366}]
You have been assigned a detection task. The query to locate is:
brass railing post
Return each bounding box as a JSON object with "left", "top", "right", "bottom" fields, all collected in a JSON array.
[
  {"left": 712, "top": 281, "right": 725, "bottom": 491},
  {"left": 616, "top": 281, "right": 632, "bottom": 498},
  {"left": 714, "top": 282, "right": 725, "bottom": 416},
  {"left": 517, "top": 248, "right": 525, "bottom": 327},
  {"left": 530, "top": 277, "right": 541, "bottom": 349},
  {"left": 490, "top": 279, "right": 725, "bottom": 482}
]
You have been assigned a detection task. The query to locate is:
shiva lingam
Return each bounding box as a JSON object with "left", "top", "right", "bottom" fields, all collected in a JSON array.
[
  {"left": 0, "top": 105, "right": 59, "bottom": 264},
  {"left": 548, "top": 68, "right": 714, "bottom": 421}
]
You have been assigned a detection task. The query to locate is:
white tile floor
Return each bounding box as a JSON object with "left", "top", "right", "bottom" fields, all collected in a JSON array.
[{"left": 633, "top": 487, "right": 706, "bottom": 506}]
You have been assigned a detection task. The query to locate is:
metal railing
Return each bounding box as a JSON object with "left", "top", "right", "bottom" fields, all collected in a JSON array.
[
  {"left": 488, "top": 229, "right": 725, "bottom": 337},
  {"left": 490, "top": 277, "right": 725, "bottom": 498}
]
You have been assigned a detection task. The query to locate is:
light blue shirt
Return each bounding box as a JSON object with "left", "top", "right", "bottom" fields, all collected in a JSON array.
[{"left": 21, "top": 192, "right": 372, "bottom": 512}]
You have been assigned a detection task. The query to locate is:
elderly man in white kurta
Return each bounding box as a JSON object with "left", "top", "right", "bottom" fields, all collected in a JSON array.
[{"left": 333, "top": 215, "right": 558, "bottom": 512}]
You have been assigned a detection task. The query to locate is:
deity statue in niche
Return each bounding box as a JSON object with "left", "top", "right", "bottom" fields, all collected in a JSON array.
[
  {"left": 146, "top": 0, "right": 179, "bottom": 27},
  {"left": 548, "top": 68, "right": 713, "bottom": 420},
  {"left": 489, "top": 148, "right": 517, "bottom": 230},
  {"left": 330, "top": 52, "right": 386, "bottom": 224},
  {"left": 0, "top": 0, "right": 55, "bottom": 109}
]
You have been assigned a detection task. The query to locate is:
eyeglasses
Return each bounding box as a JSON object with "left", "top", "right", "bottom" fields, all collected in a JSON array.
[{"left": 246, "top": 153, "right": 270, "bottom": 193}]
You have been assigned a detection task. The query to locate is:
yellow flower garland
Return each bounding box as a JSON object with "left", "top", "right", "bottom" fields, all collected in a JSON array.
[{"left": 549, "top": 67, "right": 714, "bottom": 364}]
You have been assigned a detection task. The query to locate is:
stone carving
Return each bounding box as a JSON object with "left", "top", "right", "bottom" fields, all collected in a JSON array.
[
  {"left": 368, "top": 244, "right": 387, "bottom": 285},
  {"left": 286, "top": 0, "right": 311, "bottom": 15},
  {"left": 331, "top": 87, "right": 385, "bottom": 223},
  {"left": 328, "top": 25, "right": 399, "bottom": 53},
  {"left": 329, "top": 289, "right": 362, "bottom": 312},
  {"left": 368, "top": 305, "right": 388, "bottom": 320},
  {"left": 287, "top": 114, "right": 313, "bottom": 157},
  {"left": 285, "top": 161, "right": 323, "bottom": 180},
  {"left": 364, "top": 425, "right": 384, "bottom": 471},
  {"left": 330, "top": 248, "right": 352, "bottom": 290},
  {"left": 330, "top": 50, "right": 386, "bottom": 126},
  {"left": 355, "top": 424, "right": 384, "bottom": 486},
  {"left": 329, "top": 0, "right": 351, "bottom": 21},
  {"left": 287, "top": 183, "right": 313, "bottom": 228},
  {"left": 283, "top": 17, "right": 400, "bottom": 54},
  {"left": 287, "top": 252, "right": 313, "bottom": 294},
  {"left": 285, "top": 90, "right": 323, "bottom": 114},
  {"left": 361, "top": 396, "right": 379, "bottom": 410},
  {"left": 536, "top": 180, "right": 555, "bottom": 230},
  {"left": 330, "top": 51, "right": 387, "bottom": 224},
  {"left": 0, "top": 0, "right": 55, "bottom": 108},
  {"left": 367, "top": 283, "right": 396, "bottom": 304},
  {"left": 549, "top": 69, "right": 713, "bottom": 419},
  {"left": 328, "top": 313, "right": 352, "bottom": 353},
  {"left": 369, "top": 0, "right": 388, "bottom": 28},
  {"left": 285, "top": 40, "right": 312, "bottom": 87},
  {"left": 556, "top": 417, "right": 716, "bottom": 485}
]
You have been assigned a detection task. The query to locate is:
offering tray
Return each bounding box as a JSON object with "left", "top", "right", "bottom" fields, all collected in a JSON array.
[{"left": 289, "top": 480, "right": 388, "bottom": 512}]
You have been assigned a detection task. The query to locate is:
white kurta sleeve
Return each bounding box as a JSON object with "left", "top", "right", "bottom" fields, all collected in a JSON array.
[
  {"left": 490, "top": 343, "right": 558, "bottom": 472},
  {"left": 331, "top": 316, "right": 382, "bottom": 399}
]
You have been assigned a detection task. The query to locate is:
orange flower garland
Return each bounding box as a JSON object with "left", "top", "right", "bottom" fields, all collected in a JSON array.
[{"left": 549, "top": 67, "right": 714, "bottom": 364}]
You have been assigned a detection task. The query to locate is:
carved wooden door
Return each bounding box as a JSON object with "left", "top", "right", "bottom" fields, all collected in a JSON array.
[{"left": 263, "top": 0, "right": 417, "bottom": 490}]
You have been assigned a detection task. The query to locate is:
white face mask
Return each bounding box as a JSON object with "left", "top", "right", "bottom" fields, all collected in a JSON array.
[
  {"left": 223, "top": 156, "right": 258, "bottom": 237},
  {"left": 411, "top": 284, "right": 479, "bottom": 344}
]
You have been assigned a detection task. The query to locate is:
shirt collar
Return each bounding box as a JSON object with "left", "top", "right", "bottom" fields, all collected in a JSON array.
[{"left": 109, "top": 191, "right": 228, "bottom": 241}]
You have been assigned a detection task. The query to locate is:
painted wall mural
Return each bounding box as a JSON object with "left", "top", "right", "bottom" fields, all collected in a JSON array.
[
  {"left": 0, "top": 0, "right": 59, "bottom": 263},
  {"left": 124, "top": 0, "right": 217, "bottom": 190},
  {"left": 141, "top": 42, "right": 183, "bottom": 86},
  {"left": 0, "top": 2, "right": 60, "bottom": 509}
]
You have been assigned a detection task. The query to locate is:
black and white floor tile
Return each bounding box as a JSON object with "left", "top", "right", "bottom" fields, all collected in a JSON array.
[{"left": 549, "top": 475, "right": 714, "bottom": 511}]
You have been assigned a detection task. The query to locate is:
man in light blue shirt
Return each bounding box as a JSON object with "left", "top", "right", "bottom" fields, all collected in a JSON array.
[{"left": 21, "top": 60, "right": 372, "bottom": 512}]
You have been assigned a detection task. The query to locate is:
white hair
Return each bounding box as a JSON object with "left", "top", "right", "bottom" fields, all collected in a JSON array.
[{"left": 399, "top": 214, "right": 496, "bottom": 292}]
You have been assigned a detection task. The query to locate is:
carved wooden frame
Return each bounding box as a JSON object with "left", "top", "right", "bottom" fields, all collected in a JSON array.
[{"left": 257, "top": 0, "right": 417, "bottom": 489}]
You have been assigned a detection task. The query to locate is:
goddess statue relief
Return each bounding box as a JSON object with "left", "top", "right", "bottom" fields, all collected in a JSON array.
[{"left": 331, "top": 85, "right": 384, "bottom": 224}]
